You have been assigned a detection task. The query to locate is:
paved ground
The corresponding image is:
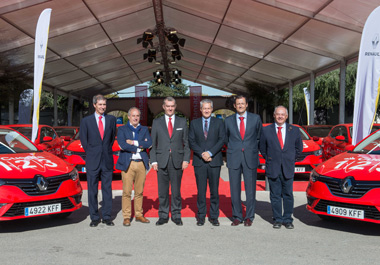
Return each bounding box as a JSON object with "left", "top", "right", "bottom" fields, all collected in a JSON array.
[{"left": 1, "top": 189, "right": 380, "bottom": 265}]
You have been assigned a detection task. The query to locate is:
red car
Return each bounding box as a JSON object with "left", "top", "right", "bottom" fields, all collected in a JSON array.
[
  {"left": 6, "top": 124, "right": 64, "bottom": 158},
  {"left": 53, "top": 126, "right": 79, "bottom": 147},
  {"left": 258, "top": 124, "right": 322, "bottom": 174},
  {"left": 0, "top": 126, "right": 82, "bottom": 221},
  {"left": 63, "top": 125, "right": 122, "bottom": 174},
  {"left": 322, "top": 123, "right": 380, "bottom": 161},
  {"left": 303, "top": 125, "right": 333, "bottom": 146},
  {"left": 307, "top": 129, "right": 380, "bottom": 224}
]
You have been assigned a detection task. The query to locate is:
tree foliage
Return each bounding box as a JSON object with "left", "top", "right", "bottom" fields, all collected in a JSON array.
[{"left": 148, "top": 81, "right": 189, "bottom": 97}]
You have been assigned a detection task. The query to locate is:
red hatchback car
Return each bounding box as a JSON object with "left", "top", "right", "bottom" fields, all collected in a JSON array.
[
  {"left": 322, "top": 123, "right": 380, "bottom": 161},
  {"left": 258, "top": 124, "right": 322, "bottom": 174},
  {"left": 303, "top": 125, "right": 333, "bottom": 146},
  {"left": 6, "top": 124, "right": 65, "bottom": 158},
  {"left": 307, "top": 129, "right": 380, "bottom": 224},
  {"left": 53, "top": 126, "right": 79, "bottom": 147},
  {"left": 0, "top": 126, "right": 82, "bottom": 221}
]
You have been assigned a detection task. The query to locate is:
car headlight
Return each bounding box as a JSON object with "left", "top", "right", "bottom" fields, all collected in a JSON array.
[
  {"left": 0, "top": 179, "right": 6, "bottom": 187},
  {"left": 64, "top": 149, "right": 73, "bottom": 156},
  {"left": 314, "top": 148, "right": 322, "bottom": 156},
  {"left": 310, "top": 170, "right": 320, "bottom": 182},
  {"left": 69, "top": 169, "right": 79, "bottom": 181}
]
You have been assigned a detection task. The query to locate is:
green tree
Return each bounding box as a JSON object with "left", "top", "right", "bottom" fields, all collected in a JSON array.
[{"left": 148, "top": 81, "right": 189, "bottom": 97}]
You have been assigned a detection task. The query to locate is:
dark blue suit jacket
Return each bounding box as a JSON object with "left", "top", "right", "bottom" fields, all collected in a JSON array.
[
  {"left": 80, "top": 114, "right": 116, "bottom": 171},
  {"left": 116, "top": 124, "right": 152, "bottom": 171},
  {"left": 259, "top": 123, "right": 303, "bottom": 179},
  {"left": 224, "top": 112, "right": 262, "bottom": 169},
  {"left": 188, "top": 117, "right": 225, "bottom": 167}
]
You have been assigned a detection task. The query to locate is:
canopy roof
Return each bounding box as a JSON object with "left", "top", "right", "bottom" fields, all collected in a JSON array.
[{"left": 0, "top": 0, "right": 376, "bottom": 98}]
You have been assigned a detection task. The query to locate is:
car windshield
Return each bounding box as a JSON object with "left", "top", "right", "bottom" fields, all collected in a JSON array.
[
  {"left": 352, "top": 130, "right": 380, "bottom": 154},
  {"left": 298, "top": 127, "right": 310, "bottom": 140},
  {"left": 349, "top": 126, "right": 380, "bottom": 138},
  {"left": 307, "top": 127, "right": 332, "bottom": 137},
  {"left": 55, "top": 128, "right": 76, "bottom": 137},
  {"left": 0, "top": 129, "right": 38, "bottom": 154},
  {"left": 8, "top": 127, "right": 33, "bottom": 140}
]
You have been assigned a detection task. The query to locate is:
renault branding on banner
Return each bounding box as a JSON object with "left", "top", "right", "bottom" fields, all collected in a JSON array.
[
  {"left": 32, "top": 8, "right": 51, "bottom": 143},
  {"left": 352, "top": 6, "right": 380, "bottom": 145}
]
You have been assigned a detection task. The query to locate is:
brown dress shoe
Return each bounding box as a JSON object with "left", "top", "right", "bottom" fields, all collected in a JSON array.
[
  {"left": 244, "top": 219, "right": 252, "bottom": 227},
  {"left": 123, "top": 218, "right": 131, "bottom": 226},
  {"left": 135, "top": 216, "right": 150, "bottom": 223},
  {"left": 231, "top": 219, "right": 242, "bottom": 226}
]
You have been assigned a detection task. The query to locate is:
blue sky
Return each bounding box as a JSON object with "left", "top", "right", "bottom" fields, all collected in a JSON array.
[{"left": 116, "top": 79, "right": 232, "bottom": 97}]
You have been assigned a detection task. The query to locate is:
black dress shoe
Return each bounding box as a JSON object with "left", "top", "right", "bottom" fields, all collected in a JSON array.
[
  {"left": 196, "top": 219, "right": 205, "bottom": 226},
  {"left": 90, "top": 219, "right": 101, "bottom": 227},
  {"left": 209, "top": 219, "right": 220, "bottom": 226},
  {"left": 284, "top": 222, "right": 294, "bottom": 229},
  {"left": 171, "top": 218, "right": 183, "bottom": 226},
  {"left": 155, "top": 218, "right": 169, "bottom": 226},
  {"left": 273, "top": 222, "right": 282, "bottom": 229},
  {"left": 102, "top": 219, "right": 115, "bottom": 226}
]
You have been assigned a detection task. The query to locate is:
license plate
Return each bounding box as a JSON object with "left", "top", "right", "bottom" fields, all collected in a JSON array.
[
  {"left": 295, "top": 167, "right": 305, "bottom": 172},
  {"left": 327, "top": 205, "right": 364, "bottom": 219},
  {"left": 82, "top": 167, "right": 86, "bottom": 173},
  {"left": 24, "top": 203, "right": 61, "bottom": 216}
]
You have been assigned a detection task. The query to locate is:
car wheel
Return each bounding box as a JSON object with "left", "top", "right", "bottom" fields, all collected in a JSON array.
[
  {"left": 318, "top": 214, "right": 338, "bottom": 221},
  {"left": 49, "top": 212, "right": 72, "bottom": 219}
]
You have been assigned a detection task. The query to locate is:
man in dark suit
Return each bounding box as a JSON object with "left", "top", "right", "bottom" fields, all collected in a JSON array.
[
  {"left": 150, "top": 97, "right": 191, "bottom": 226},
  {"left": 225, "top": 95, "right": 262, "bottom": 226},
  {"left": 80, "top": 94, "right": 116, "bottom": 227},
  {"left": 116, "top": 107, "right": 152, "bottom": 227},
  {"left": 259, "top": 105, "right": 303, "bottom": 229},
  {"left": 189, "top": 99, "right": 225, "bottom": 226}
]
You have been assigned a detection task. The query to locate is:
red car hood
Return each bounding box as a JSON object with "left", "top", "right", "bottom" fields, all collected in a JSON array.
[
  {"left": 0, "top": 152, "right": 73, "bottom": 178},
  {"left": 315, "top": 152, "right": 380, "bottom": 180},
  {"left": 303, "top": 140, "right": 320, "bottom": 152},
  {"left": 66, "top": 140, "right": 120, "bottom": 152}
]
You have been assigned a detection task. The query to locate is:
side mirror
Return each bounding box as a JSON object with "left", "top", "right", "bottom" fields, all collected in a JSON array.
[
  {"left": 42, "top": 136, "right": 53, "bottom": 142},
  {"left": 335, "top": 135, "right": 346, "bottom": 141},
  {"left": 36, "top": 144, "right": 47, "bottom": 151},
  {"left": 63, "top": 136, "right": 71, "bottom": 141},
  {"left": 312, "top": 136, "right": 320, "bottom": 141}
]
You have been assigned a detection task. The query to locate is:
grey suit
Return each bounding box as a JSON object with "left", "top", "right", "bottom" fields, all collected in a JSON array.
[
  {"left": 150, "top": 115, "right": 191, "bottom": 219},
  {"left": 225, "top": 112, "right": 262, "bottom": 222}
]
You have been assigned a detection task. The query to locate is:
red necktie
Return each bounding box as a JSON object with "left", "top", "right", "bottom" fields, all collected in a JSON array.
[
  {"left": 239, "top": 117, "right": 245, "bottom": 140},
  {"left": 277, "top": 126, "right": 283, "bottom": 149},
  {"left": 168, "top": 117, "right": 173, "bottom": 138},
  {"left": 99, "top": 116, "right": 104, "bottom": 140},
  {"left": 204, "top": 120, "right": 208, "bottom": 139}
]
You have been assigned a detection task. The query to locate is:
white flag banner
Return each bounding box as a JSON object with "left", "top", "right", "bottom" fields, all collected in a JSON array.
[
  {"left": 32, "top": 8, "right": 51, "bottom": 143},
  {"left": 352, "top": 6, "right": 380, "bottom": 146},
  {"left": 303, "top": 87, "right": 310, "bottom": 125}
]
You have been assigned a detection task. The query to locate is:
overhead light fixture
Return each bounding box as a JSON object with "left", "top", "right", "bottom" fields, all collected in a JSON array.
[
  {"left": 172, "top": 69, "right": 182, "bottom": 77},
  {"left": 137, "top": 31, "right": 154, "bottom": 48},
  {"left": 166, "top": 30, "right": 186, "bottom": 47},
  {"left": 171, "top": 45, "right": 182, "bottom": 61},
  {"left": 143, "top": 49, "right": 156, "bottom": 62},
  {"left": 171, "top": 78, "right": 181, "bottom": 85},
  {"left": 153, "top": 70, "right": 163, "bottom": 78}
]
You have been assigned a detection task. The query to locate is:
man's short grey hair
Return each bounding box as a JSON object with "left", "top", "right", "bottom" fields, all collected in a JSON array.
[
  {"left": 200, "top": 99, "right": 213, "bottom": 108},
  {"left": 128, "top": 107, "right": 141, "bottom": 116},
  {"left": 163, "top": 96, "right": 176, "bottom": 105},
  {"left": 93, "top": 94, "right": 106, "bottom": 104},
  {"left": 274, "top": 105, "right": 288, "bottom": 115}
]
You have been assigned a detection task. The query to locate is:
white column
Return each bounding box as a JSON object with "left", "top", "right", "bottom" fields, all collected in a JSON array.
[
  {"left": 339, "top": 60, "right": 346, "bottom": 124},
  {"left": 310, "top": 72, "right": 315, "bottom": 125},
  {"left": 53, "top": 88, "right": 58, "bottom": 126},
  {"left": 67, "top": 95, "right": 73, "bottom": 126},
  {"left": 288, "top": 81, "right": 293, "bottom": 124}
]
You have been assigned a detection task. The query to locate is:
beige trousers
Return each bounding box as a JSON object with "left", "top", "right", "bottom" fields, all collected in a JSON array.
[{"left": 121, "top": 161, "right": 146, "bottom": 219}]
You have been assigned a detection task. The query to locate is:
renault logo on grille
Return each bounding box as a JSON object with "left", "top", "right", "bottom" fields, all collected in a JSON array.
[
  {"left": 341, "top": 177, "right": 354, "bottom": 194},
  {"left": 36, "top": 176, "right": 48, "bottom": 191}
]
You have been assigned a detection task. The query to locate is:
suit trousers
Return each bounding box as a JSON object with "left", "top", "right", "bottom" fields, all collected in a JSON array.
[
  {"left": 157, "top": 154, "right": 183, "bottom": 219},
  {"left": 194, "top": 163, "right": 221, "bottom": 220},
  {"left": 268, "top": 172, "right": 294, "bottom": 223},
  {"left": 86, "top": 158, "right": 113, "bottom": 221},
  {"left": 228, "top": 156, "right": 257, "bottom": 222},
  {"left": 121, "top": 161, "right": 146, "bottom": 219}
]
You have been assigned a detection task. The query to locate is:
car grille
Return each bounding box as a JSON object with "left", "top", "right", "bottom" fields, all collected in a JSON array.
[
  {"left": 296, "top": 151, "right": 315, "bottom": 162},
  {"left": 3, "top": 174, "right": 72, "bottom": 196},
  {"left": 314, "top": 199, "right": 380, "bottom": 220},
  {"left": 3, "top": 197, "right": 74, "bottom": 217},
  {"left": 71, "top": 151, "right": 86, "bottom": 160},
  {"left": 318, "top": 176, "right": 380, "bottom": 198}
]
